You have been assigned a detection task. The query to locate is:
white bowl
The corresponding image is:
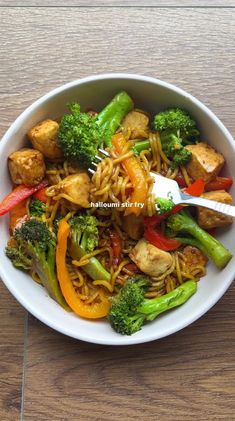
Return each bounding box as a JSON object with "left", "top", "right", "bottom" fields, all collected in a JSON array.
[{"left": 0, "top": 73, "right": 234, "bottom": 345}]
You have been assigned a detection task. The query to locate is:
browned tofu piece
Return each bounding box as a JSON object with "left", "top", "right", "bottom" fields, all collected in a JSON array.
[
  {"left": 28, "top": 119, "right": 63, "bottom": 160},
  {"left": 49, "top": 173, "right": 91, "bottom": 209},
  {"left": 129, "top": 239, "right": 173, "bottom": 278},
  {"left": 182, "top": 246, "right": 208, "bottom": 270},
  {"left": 185, "top": 142, "right": 224, "bottom": 182},
  {"left": 121, "top": 110, "right": 149, "bottom": 139},
  {"left": 197, "top": 189, "right": 233, "bottom": 229},
  {"left": 122, "top": 214, "right": 144, "bottom": 240},
  {"left": 8, "top": 148, "right": 46, "bottom": 186}
]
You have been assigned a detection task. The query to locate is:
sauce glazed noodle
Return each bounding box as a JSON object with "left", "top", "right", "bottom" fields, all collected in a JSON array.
[{"left": 5, "top": 95, "right": 229, "bottom": 331}]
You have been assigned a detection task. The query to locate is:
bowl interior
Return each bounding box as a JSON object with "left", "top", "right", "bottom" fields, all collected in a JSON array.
[{"left": 0, "top": 74, "right": 234, "bottom": 345}]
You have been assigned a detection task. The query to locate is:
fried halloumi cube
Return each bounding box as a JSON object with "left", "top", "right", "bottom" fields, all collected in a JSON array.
[
  {"left": 129, "top": 239, "right": 173, "bottom": 278},
  {"left": 28, "top": 119, "right": 63, "bottom": 160},
  {"left": 49, "top": 173, "right": 91, "bottom": 209},
  {"left": 8, "top": 148, "right": 46, "bottom": 186},
  {"left": 197, "top": 189, "right": 233, "bottom": 229},
  {"left": 121, "top": 110, "right": 149, "bottom": 139},
  {"left": 185, "top": 142, "right": 224, "bottom": 182}
]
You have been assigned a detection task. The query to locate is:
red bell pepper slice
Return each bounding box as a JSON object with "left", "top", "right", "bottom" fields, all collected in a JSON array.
[
  {"left": 172, "top": 179, "right": 205, "bottom": 213},
  {"left": 124, "top": 263, "right": 140, "bottom": 273},
  {"left": 175, "top": 173, "right": 187, "bottom": 188},
  {"left": 184, "top": 179, "right": 205, "bottom": 196},
  {"left": 144, "top": 227, "right": 181, "bottom": 251},
  {"left": 143, "top": 179, "right": 205, "bottom": 251},
  {"left": 0, "top": 180, "right": 48, "bottom": 216},
  {"left": 33, "top": 187, "right": 48, "bottom": 203},
  {"left": 205, "top": 176, "right": 233, "bottom": 192},
  {"left": 109, "top": 229, "right": 123, "bottom": 266},
  {"left": 143, "top": 213, "right": 169, "bottom": 227}
]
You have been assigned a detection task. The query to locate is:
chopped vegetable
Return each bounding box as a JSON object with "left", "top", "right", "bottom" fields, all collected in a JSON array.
[
  {"left": 170, "top": 179, "right": 205, "bottom": 214},
  {"left": 9, "top": 200, "right": 27, "bottom": 233},
  {"left": 29, "top": 198, "right": 46, "bottom": 217},
  {"left": 144, "top": 226, "right": 181, "bottom": 251},
  {"left": 124, "top": 263, "right": 140, "bottom": 273},
  {"left": 109, "top": 229, "right": 123, "bottom": 265},
  {"left": 184, "top": 179, "right": 205, "bottom": 196},
  {"left": 133, "top": 108, "right": 199, "bottom": 168},
  {"left": 56, "top": 219, "right": 110, "bottom": 319},
  {"left": 108, "top": 276, "right": 197, "bottom": 335},
  {"left": 175, "top": 172, "right": 188, "bottom": 188},
  {"left": 153, "top": 108, "right": 199, "bottom": 144},
  {"left": 112, "top": 133, "right": 148, "bottom": 216},
  {"left": 132, "top": 139, "right": 150, "bottom": 156},
  {"left": 33, "top": 187, "right": 48, "bottom": 203},
  {"left": 6, "top": 219, "right": 69, "bottom": 310},
  {"left": 166, "top": 209, "right": 232, "bottom": 269},
  {"left": 0, "top": 180, "right": 47, "bottom": 216},
  {"left": 58, "top": 91, "right": 133, "bottom": 167},
  {"left": 205, "top": 176, "right": 233, "bottom": 192},
  {"left": 69, "top": 214, "right": 99, "bottom": 252},
  {"left": 155, "top": 197, "right": 175, "bottom": 214},
  {"left": 69, "top": 213, "right": 111, "bottom": 282},
  {"left": 144, "top": 179, "right": 205, "bottom": 224}
]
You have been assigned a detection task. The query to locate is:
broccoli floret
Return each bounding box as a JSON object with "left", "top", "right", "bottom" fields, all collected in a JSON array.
[
  {"left": 108, "top": 276, "right": 197, "bottom": 335},
  {"left": 58, "top": 103, "right": 102, "bottom": 168},
  {"left": 69, "top": 214, "right": 99, "bottom": 252},
  {"left": 58, "top": 91, "right": 133, "bottom": 167},
  {"left": 5, "top": 243, "right": 32, "bottom": 271},
  {"left": 6, "top": 220, "right": 68, "bottom": 309},
  {"left": 152, "top": 108, "right": 199, "bottom": 167},
  {"left": 166, "top": 210, "right": 232, "bottom": 269},
  {"left": 171, "top": 147, "right": 192, "bottom": 167},
  {"left": 29, "top": 198, "right": 46, "bottom": 217},
  {"left": 153, "top": 108, "right": 196, "bottom": 133},
  {"left": 155, "top": 197, "right": 175, "bottom": 214},
  {"left": 69, "top": 213, "right": 111, "bottom": 282},
  {"left": 132, "top": 108, "right": 199, "bottom": 167}
]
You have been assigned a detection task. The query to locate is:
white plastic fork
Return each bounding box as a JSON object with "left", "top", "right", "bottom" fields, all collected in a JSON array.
[{"left": 89, "top": 149, "right": 235, "bottom": 218}]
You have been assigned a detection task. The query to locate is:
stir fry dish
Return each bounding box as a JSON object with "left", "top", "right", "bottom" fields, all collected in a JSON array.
[{"left": 1, "top": 91, "right": 233, "bottom": 335}]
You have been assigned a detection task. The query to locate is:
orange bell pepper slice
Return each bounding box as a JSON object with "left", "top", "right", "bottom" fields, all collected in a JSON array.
[
  {"left": 112, "top": 133, "right": 148, "bottom": 215},
  {"left": 56, "top": 219, "right": 110, "bottom": 319},
  {"left": 9, "top": 199, "right": 28, "bottom": 233}
]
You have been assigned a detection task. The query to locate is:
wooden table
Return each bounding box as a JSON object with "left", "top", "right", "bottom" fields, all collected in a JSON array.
[{"left": 1, "top": 3, "right": 235, "bottom": 420}]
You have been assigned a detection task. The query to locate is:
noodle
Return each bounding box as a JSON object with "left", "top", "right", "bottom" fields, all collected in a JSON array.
[{"left": 38, "top": 127, "right": 207, "bottom": 307}]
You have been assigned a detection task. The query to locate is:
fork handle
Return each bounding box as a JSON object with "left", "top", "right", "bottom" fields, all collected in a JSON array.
[{"left": 180, "top": 194, "right": 235, "bottom": 218}]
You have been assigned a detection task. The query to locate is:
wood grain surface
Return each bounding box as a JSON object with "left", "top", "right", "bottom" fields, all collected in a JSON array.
[
  {"left": 0, "top": 283, "right": 25, "bottom": 420},
  {"left": 1, "top": 1, "right": 235, "bottom": 6},
  {"left": 0, "top": 6, "right": 235, "bottom": 421},
  {"left": 1, "top": 1, "right": 235, "bottom": 7}
]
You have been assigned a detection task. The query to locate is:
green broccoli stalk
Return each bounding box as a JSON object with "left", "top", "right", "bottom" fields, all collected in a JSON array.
[
  {"left": 29, "top": 198, "right": 46, "bottom": 217},
  {"left": 132, "top": 139, "right": 151, "bottom": 156},
  {"left": 5, "top": 220, "right": 69, "bottom": 310},
  {"left": 108, "top": 276, "right": 197, "bottom": 335},
  {"left": 173, "top": 236, "right": 209, "bottom": 256},
  {"left": 166, "top": 210, "right": 232, "bottom": 269},
  {"left": 58, "top": 91, "right": 133, "bottom": 167},
  {"left": 132, "top": 108, "right": 199, "bottom": 167},
  {"left": 69, "top": 214, "right": 111, "bottom": 282},
  {"left": 155, "top": 197, "right": 175, "bottom": 214}
]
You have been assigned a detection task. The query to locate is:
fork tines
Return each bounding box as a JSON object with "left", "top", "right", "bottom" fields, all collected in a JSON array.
[{"left": 88, "top": 148, "right": 110, "bottom": 174}]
